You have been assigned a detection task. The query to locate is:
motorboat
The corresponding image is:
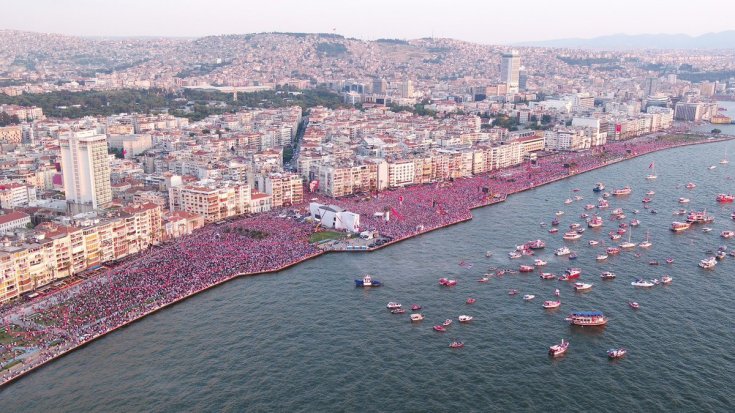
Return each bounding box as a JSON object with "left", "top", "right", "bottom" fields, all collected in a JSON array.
[
  {"left": 631, "top": 279, "right": 655, "bottom": 287},
  {"left": 433, "top": 325, "right": 446, "bottom": 332},
  {"left": 649, "top": 260, "right": 660, "bottom": 266},
  {"left": 391, "top": 308, "right": 406, "bottom": 314},
  {"left": 485, "top": 251, "right": 493, "bottom": 257},
  {"left": 555, "top": 246, "right": 572, "bottom": 256},
  {"left": 509, "top": 251, "right": 523, "bottom": 259},
  {"left": 543, "top": 300, "right": 561, "bottom": 309},
  {"left": 588, "top": 216, "right": 604, "bottom": 228},
  {"left": 721, "top": 230, "right": 735, "bottom": 239},
  {"left": 556, "top": 210, "right": 565, "bottom": 216},
  {"left": 410, "top": 313, "right": 424, "bottom": 322},
  {"left": 411, "top": 304, "right": 422, "bottom": 311},
  {"left": 520, "top": 265, "right": 535, "bottom": 272},
  {"left": 569, "top": 222, "right": 581, "bottom": 230},
  {"left": 685, "top": 182, "right": 697, "bottom": 189},
  {"left": 566, "top": 311, "right": 608, "bottom": 326},
  {"left": 534, "top": 259, "right": 548, "bottom": 266},
  {"left": 716, "top": 194, "right": 735, "bottom": 203},
  {"left": 443, "top": 319, "right": 453, "bottom": 327},
  {"left": 540, "top": 272, "right": 556, "bottom": 280},
  {"left": 598, "top": 199, "right": 610, "bottom": 208},
  {"left": 593, "top": 182, "right": 605, "bottom": 192},
  {"left": 458, "top": 315, "right": 473, "bottom": 323},
  {"left": 686, "top": 210, "right": 714, "bottom": 224},
  {"left": 629, "top": 301, "right": 640, "bottom": 309},
  {"left": 387, "top": 302, "right": 402, "bottom": 309},
  {"left": 703, "top": 227, "right": 713, "bottom": 233},
  {"left": 449, "top": 341, "right": 464, "bottom": 349},
  {"left": 523, "top": 294, "right": 535, "bottom": 301},
  {"left": 508, "top": 289, "right": 519, "bottom": 295},
  {"left": 671, "top": 221, "right": 691, "bottom": 232},
  {"left": 596, "top": 253, "right": 609, "bottom": 261},
  {"left": 564, "top": 198, "right": 574, "bottom": 205},
  {"left": 716, "top": 251, "right": 727, "bottom": 260},
  {"left": 551, "top": 218, "right": 560, "bottom": 226},
  {"left": 661, "top": 275, "right": 673, "bottom": 284},
  {"left": 589, "top": 240, "right": 600, "bottom": 246},
  {"left": 563, "top": 231, "right": 582, "bottom": 240},
  {"left": 559, "top": 268, "right": 581, "bottom": 281},
  {"left": 646, "top": 190, "right": 655, "bottom": 196},
  {"left": 630, "top": 219, "right": 640, "bottom": 227},
  {"left": 709, "top": 165, "right": 717, "bottom": 170},
  {"left": 584, "top": 204, "right": 596, "bottom": 210},
  {"left": 674, "top": 208, "right": 687, "bottom": 215},
  {"left": 606, "top": 247, "right": 621, "bottom": 255},
  {"left": 610, "top": 233, "right": 622, "bottom": 240},
  {"left": 439, "top": 278, "right": 458, "bottom": 286},
  {"left": 607, "top": 348, "right": 627, "bottom": 359},
  {"left": 642, "top": 197, "right": 652, "bottom": 203},
  {"left": 526, "top": 239, "right": 546, "bottom": 249},
  {"left": 569, "top": 253, "right": 578, "bottom": 260},
  {"left": 549, "top": 339, "right": 569, "bottom": 357},
  {"left": 355, "top": 274, "right": 382, "bottom": 287},
  {"left": 478, "top": 276, "right": 490, "bottom": 283},
  {"left": 612, "top": 186, "right": 632, "bottom": 196},
  {"left": 574, "top": 282, "right": 593, "bottom": 291},
  {"left": 549, "top": 228, "right": 559, "bottom": 234},
  {"left": 678, "top": 197, "right": 690, "bottom": 204},
  {"left": 666, "top": 258, "right": 674, "bottom": 264},
  {"left": 600, "top": 271, "right": 616, "bottom": 280},
  {"left": 574, "top": 195, "right": 584, "bottom": 201},
  {"left": 466, "top": 298, "right": 476, "bottom": 304}
]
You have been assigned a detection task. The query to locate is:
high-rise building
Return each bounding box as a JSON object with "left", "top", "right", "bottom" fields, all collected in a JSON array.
[
  {"left": 518, "top": 68, "right": 528, "bottom": 91},
  {"left": 400, "top": 80, "right": 414, "bottom": 98},
  {"left": 500, "top": 50, "right": 520, "bottom": 93},
  {"left": 59, "top": 130, "right": 112, "bottom": 210},
  {"left": 373, "top": 78, "right": 388, "bottom": 94},
  {"left": 644, "top": 77, "right": 659, "bottom": 96}
]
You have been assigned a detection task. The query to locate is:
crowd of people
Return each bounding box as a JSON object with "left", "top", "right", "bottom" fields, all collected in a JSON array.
[{"left": 0, "top": 132, "right": 727, "bottom": 385}]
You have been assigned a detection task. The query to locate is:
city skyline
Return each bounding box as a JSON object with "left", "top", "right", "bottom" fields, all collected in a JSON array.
[{"left": 2, "top": 0, "right": 733, "bottom": 44}]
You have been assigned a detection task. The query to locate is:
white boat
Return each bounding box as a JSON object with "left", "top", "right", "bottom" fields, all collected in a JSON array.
[
  {"left": 638, "top": 231, "right": 652, "bottom": 248},
  {"left": 534, "top": 259, "right": 548, "bottom": 266},
  {"left": 556, "top": 210, "right": 565, "bottom": 216},
  {"left": 596, "top": 253, "right": 609, "bottom": 261},
  {"left": 699, "top": 257, "right": 717, "bottom": 269},
  {"left": 678, "top": 197, "right": 690, "bottom": 204},
  {"left": 589, "top": 240, "right": 600, "bottom": 246},
  {"left": 509, "top": 251, "right": 522, "bottom": 259},
  {"left": 619, "top": 230, "right": 637, "bottom": 249},
  {"left": 410, "top": 313, "right": 424, "bottom": 322},
  {"left": 720, "top": 148, "right": 729, "bottom": 164},
  {"left": 631, "top": 279, "right": 655, "bottom": 287},
  {"left": 564, "top": 198, "right": 573, "bottom": 204},
  {"left": 685, "top": 182, "right": 697, "bottom": 189},
  {"left": 563, "top": 231, "right": 582, "bottom": 240},
  {"left": 574, "top": 282, "right": 593, "bottom": 291},
  {"left": 703, "top": 227, "right": 713, "bottom": 233},
  {"left": 646, "top": 190, "right": 655, "bottom": 196},
  {"left": 549, "top": 339, "right": 569, "bottom": 357},
  {"left": 709, "top": 165, "right": 717, "bottom": 170},
  {"left": 661, "top": 275, "right": 673, "bottom": 284},
  {"left": 646, "top": 162, "right": 657, "bottom": 180},
  {"left": 458, "top": 315, "right": 473, "bottom": 323},
  {"left": 523, "top": 294, "right": 535, "bottom": 301},
  {"left": 721, "top": 230, "right": 735, "bottom": 239},
  {"left": 555, "top": 246, "right": 571, "bottom": 256},
  {"left": 542, "top": 300, "right": 561, "bottom": 309},
  {"left": 387, "top": 302, "right": 402, "bottom": 309},
  {"left": 613, "top": 186, "right": 632, "bottom": 196},
  {"left": 600, "top": 271, "right": 616, "bottom": 280}
]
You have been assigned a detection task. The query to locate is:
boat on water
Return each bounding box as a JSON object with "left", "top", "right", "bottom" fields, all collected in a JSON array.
[
  {"left": 543, "top": 300, "right": 561, "bottom": 309},
  {"left": 555, "top": 246, "right": 572, "bottom": 256},
  {"left": 598, "top": 199, "right": 610, "bottom": 209},
  {"left": 559, "top": 268, "right": 581, "bottom": 281},
  {"left": 563, "top": 231, "right": 582, "bottom": 240},
  {"left": 630, "top": 219, "right": 640, "bottom": 227},
  {"left": 443, "top": 319, "right": 453, "bottom": 326},
  {"left": 574, "top": 282, "right": 593, "bottom": 291},
  {"left": 411, "top": 304, "right": 422, "bottom": 311},
  {"left": 671, "top": 221, "right": 691, "bottom": 232},
  {"left": 458, "top": 315, "right": 473, "bottom": 323},
  {"left": 666, "top": 257, "right": 674, "bottom": 264},
  {"left": 485, "top": 251, "right": 493, "bottom": 257},
  {"left": 685, "top": 182, "right": 697, "bottom": 189},
  {"left": 588, "top": 216, "right": 604, "bottom": 228},
  {"left": 478, "top": 276, "right": 490, "bottom": 283},
  {"left": 566, "top": 311, "right": 608, "bottom": 326},
  {"left": 410, "top": 313, "right": 424, "bottom": 322},
  {"left": 549, "top": 228, "right": 559, "bottom": 234},
  {"left": 593, "top": 183, "right": 605, "bottom": 192},
  {"left": 519, "top": 265, "right": 535, "bottom": 272},
  {"left": 569, "top": 222, "right": 581, "bottom": 230},
  {"left": 449, "top": 341, "right": 464, "bottom": 348},
  {"left": 721, "top": 230, "right": 735, "bottom": 239},
  {"left": 439, "top": 278, "right": 458, "bottom": 286},
  {"left": 549, "top": 339, "right": 569, "bottom": 357},
  {"left": 709, "top": 165, "right": 717, "bottom": 170},
  {"left": 523, "top": 294, "right": 535, "bottom": 301},
  {"left": 600, "top": 271, "right": 616, "bottom": 280},
  {"left": 607, "top": 348, "right": 627, "bottom": 359},
  {"left": 526, "top": 239, "right": 546, "bottom": 249},
  {"left": 551, "top": 218, "right": 560, "bottom": 226},
  {"left": 629, "top": 301, "right": 640, "bottom": 309},
  {"left": 387, "top": 302, "right": 402, "bottom": 309},
  {"left": 584, "top": 204, "right": 596, "bottom": 210},
  {"left": 508, "top": 289, "right": 519, "bottom": 295},
  {"left": 534, "top": 259, "right": 548, "bottom": 266},
  {"left": 678, "top": 197, "right": 690, "bottom": 204},
  {"left": 607, "top": 247, "right": 621, "bottom": 255},
  {"left": 596, "top": 253, "right": 609, "bottom": 261},
  {"left": 646, "top": 190, "right": 656, "bottom": 196},
  {"left": 355, "top": 274, "right": 382, "bottom": 287},
  {"left": 686, "top": 210, "right": 714, "bottom": 224},
  {"left": 564, "top": 198, "right": 574, "bottom": 205},
  {"left": 661, "top": 275, "right": 673, "bottom": 284},
  {"left": 646, "top": 162, "right": 657, "bottom": 180},
  {"left": 391, "top": 308, "right": 406, "bottom": 314},
  {"left": 716, "top": 194, "right": 735, "bottom": 203},
  {"left": 639, "top": 231, "right": 652, "bottom": 248},
  {"left": 612, "top": 186, "right": 632, "bottom": 196},
  {"left": 610, "top": 233, "right": 622, "bottom": 240},
  {"left": 716, "top": 251, "right": 727, "bottom": 260},
  {"left": 589, "top": 240, "right": 600, "bottom": 246},
  {"left": 619, "top": 230, "right": 637, "bottom": 249},
  {"left": 631, "top": 279, "right": 655, "bottom": 287},
  {"left": 466, "top": 298, "right": 476, "bottom": 304},
  {"left": 556, "top": 210, "right": 565, "bottom": 216},
  {"left": 433, "top": 325, "right": 446, "bottom": 332},
  {"left": 569, "top": 252, "right": 578, "bottom": 260},
  {"left": 540, "top": 272, "right": 556, "bottom": 280},
  {"left": 508, "top": 251, "right": 522, "bottom": 259}
]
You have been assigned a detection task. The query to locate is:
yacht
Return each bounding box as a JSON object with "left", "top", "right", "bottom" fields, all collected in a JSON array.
[
  {"left": 574, "top": 282, "right": 593, "bottom": 291},
  {"left": 600, "top": 271, "right": 617, "bottom": 280},
  {"left": 631, "top": 279, "right": 655, "bottom": 287},
  {"left": 549, "top": 339, "right": 569, "bottom": 357},
  {"left": 638, "top": 231, "right": 652, "bottom": 248},
  {"left": 555, "top": 246, "right": 571, "bottom": 256}
]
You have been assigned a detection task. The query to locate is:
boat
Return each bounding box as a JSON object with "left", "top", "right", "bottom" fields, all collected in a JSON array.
[
  {"left": 543, "top": 300, "right": 561, "bottom": 309},
  {"left": 449, "top": 341, "right": 464, "bottom": 349},
  {"left": 646, "top": 162, "right": 657, "bottom": 180},
  {"left": 534, "top": 259, "right": 548, "bottom": 266},
  {"left": 588, "top": 216, "right": 604, "bottom": 228},
  {"left": 709, "top": 165, "right": 717, "bottom": 170},
  {"left": 584, "top": 204, "right": 596, "bottom": 210},
  {"left": 443, "top": 319, "right": 453, "bottom": 326},
  {"left": 630, "top": 219, "right": 640, "bottom": 227},
  {"left": 716, "top": 194, "right": 735, "bottom": 203},
  {"left": 685, "top": 182, "right": 697, "bottom": 189},
  {"left": 699, "top": 257, "right": 717, "bottom": 270},
  {"left": 554, "top": 289, "right": 560, "bottom": 297},
  {"left": 519, "top": 265, "right": 535, "bottom": 272},
  {"left": 551, "top": 218, "right": 560, "bottom": 226},
  {"left": 433, "top": 325, "right": 446, "bottom": 332},
  {"left": 666, "top": 258, "right": 674, "bottom": 264},
  {"left": 569, "top": 252, "right": 578, "bottom": 260},
  {"left": 566, "top": 311, "right": 608, "bottom": 326},
  {"left": 523, "top": 294, "right": 535, "bottom": 301},
  {"left": 574, "top": 282, "right": 593, "bottom": 291},
  {"left": 549, "top": 228, "right": 559, "bottom": 234},
  {"left": 508, "top": 289, "right": 519, "bottom": 295},
  {"left": 411, "top": 304, "right": 422, "bottom": 311},
  {"left": 720, "top": 148, "right": 729, "bottom": 165},
  {"left": 598, "top": 199, "right": 610, "bottom": 208},
  {"left": 410, "top": 313, "right": 424, "bottom": 322},
  {"left": 631, "top": 279, "right": 655, "bottom": 287},
  {"left": 593, "top": 183, "right": 605, "bottom": 192},
  {"left": 671, "top": 221, "right": 691, "bottom": 232},
  {"left": 629, "top": 301, "right": 640, "bottom": 309},
  {"left": 478, "top": 276, "right": 490, "bottom": 283},
  {"left": 589, "top": 240, "right": 600, "bottom": 246},
  {"left": 611, "top": 208, "right": 623, "bottom": 216},
  {"left": 607, "top": 348, "right": 627, "bottom": 359},
  {"left": 563, "top": 231, "right": 582, "bottom": 240},
  {"left": 355, "top": 274, "right": 382, "bottom": 287},
  {"left": 661, "top": 275, "right": 672, "bottom": 284},
  {"left": 549, "top": 339, "right": 569, "bottom": 357},
  {"left": 678, "top": 197, "right": 690, "bottom": 204},
  {"left": 569, "top": 223, "right": 581, "bottom": 230},
  {"left": 391, "top": 308, "right": 406, "bottom": 314},
  {"left": 458, "top": 315, "right": 473, "bottom": 323},
  {"left": 540, "top": 272, "right": 556, "bottom": 280},
  {"left": 556, "top": 210, "right": 565, "bottom": 216},
  {"left": 508, "top": 251, "right": 522, "bottom": 259},
  {"left": 564, "top": 198, "right": 573, "bottom": 205},
  {"left": 686, "top": 210, "right": 714, "bottom": 224},
  {"left": 439, "top": 278, "right": 458, "bottom": 286},
  {"left": 387, "top": 302, "right": 402, "bottom": 309},
  {"left": 675, "top": 208, "right": 687, "bottom": 215},
  {"left": 526, "top": 239, "right": 546, "bottom": 249},
  {"left": 555, "top": 246, "right": 571, "bottom": 256},
  {"left": 600, "top": 271, "right": 616, "bottom": 280},
  {"left": 485, "top": 251, "right": 493, "bottom": 257},
  {"left": 649, "top": 260, "right": 660, "bottom": 266},
  {"left": 606, "top": 247, "right": 621, "bottom": 255},
  {"left": 646, "top": 190, "right": 655, "bottom": 196},
  {"left": 466, "top": 297, "right": 476, "bottom": 304},
  {"left": 559, "top": 268, "right": 581, "bottom": 281},
  {"left": 596, "top": 253, "right": 608, "bottom": 261},
  {"left": 612, "top": 186, "right": 632, "bottom": 196},
  {"left": 716, "top": 251, "right": 727, "bottom": 260},
  {"left": 638, "top": 231, "right": 652, "bottom": 248},
  {"left": 619, "top": 230, "right": 637, "bottom": 249},
  {"left": 721, "top": 230, "right": 735, "bottom": 239},
  {"left": 610, "top": 233, "right": 622, "bottom": 240}
]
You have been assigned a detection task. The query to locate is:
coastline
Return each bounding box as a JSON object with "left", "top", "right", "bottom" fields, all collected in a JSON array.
[{"left": 1, "top": 133, "right": 731, "bottom": 388}]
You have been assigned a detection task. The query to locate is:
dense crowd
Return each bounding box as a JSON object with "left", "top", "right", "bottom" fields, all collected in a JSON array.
[{"left": 0, "top": 133, "right": 727, "bottom": 385}]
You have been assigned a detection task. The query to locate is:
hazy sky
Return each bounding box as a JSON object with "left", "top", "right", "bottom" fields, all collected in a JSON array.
[{"left": 3, "top": 0, "right": 732, "bottom": 44}]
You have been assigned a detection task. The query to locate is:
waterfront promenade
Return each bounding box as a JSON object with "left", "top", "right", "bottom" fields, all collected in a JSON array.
[{"left": 0, "top": 132, "right": 730, "bottom": 387}]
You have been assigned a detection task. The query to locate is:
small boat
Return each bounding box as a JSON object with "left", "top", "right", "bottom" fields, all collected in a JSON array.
[
  {"left": 587, "top": 216, "right": 604, "bottom": 228},
  {"left": 478, "top": 277, "right": 490, "bottom": 283},
  {"left": 596, "top": 253, "right": 609, "bottom": 261},
  {"left": 589, "top": 240, "right": 600, "bottom": 246},
  {"left": 709, "top": 165, "right": 717, "bottom": 170},
  {"left": 540, "top": 272, "right": 556, "bottom": 280},
  {"left": 593, "top": 183, "right": 605, "bottom": 192},
  {"left": 439, "top": 278, "right": 458, "bottom": 286},
  {"left": 410, "top": 313, "right": 424, "bottom": 322},
  {"left": 549, "top": 339, "right": 569, "bottom": 357},
  {"left": 674, "top": 208, "right": 687, "bottom": 215},
  {"left": 638, "top": 231, "right": 652, "bottom": 248},
  {"left": 534, "top": 259, "right": 548, "bottom": 266},
  {"left": 649, "top": 260, "right": 660, "bottom": 266},
  {"left": 661, "top": 275, "right": 672, "bottom": 284},
  {"left": 565, "top": 311, "right": 608, "bottom": 326},
  {"left": 509, "top": 251, "right": 523, "bottom": 259},
  {"left": 549, "top": 228, "right": 559, "bottom": 234},
  {"left": 612, "top": 186, "right": 632, "bottom": 196},
  {"left": 703, "top": 228, "right": 713, "bottom": 233},
  {"left": 554, "top": 289, "right": 560, "bottom": 297},
  {"left": 387, "top": 302, "right": 402, "bottom": 309},
  {"left": 523, "top": 294, "right": 535, "bottom": 301},
  {"left": 391, "top": 308, "right": 406, "bottom": 314},
  {"left": 433, "top": 325, "right": 446, "bottom": 332},
  {"left": 629, "top": 301, "right": 640, "bottom": 309},
  {"left": 716, "top": 251, "right": 727, "bottom": 260},
  {"left": 700, "top": 257, "right": 718, "bottom": 269},
  {"left": 449, "top": 341, "right": 464, "bottom": 348},
  {"left": 555, "top": 246, "right": 571, "bottom": 256},
  {"left": 685, "top": 182, "right": 697, "bottom": 189},
  {"left": 443, "top": 319, "right": 453, "bottom": 327},
  {"left": 355, "top": 274, "right": 382, "bottom": 287},
  {"left": 458, "top": 315, "right": 473, "bottom": 323},
  {"left": 606, "top": 247, "right": 621, "bottom": 255},
  {"left": 519, "top": 265, "right": 535, "bottom": 272},
  {"left": 584, "top": 204, "right": 596, "bottom": 210},
  {"left": 574, "top": 282, "right": 593, "bottom": 291},
  {"left": 561, "top": 268, "right": 581, "bottom": 280},
  {"left": 485, "top": 251, "right": 493, "bottom": 257},
  {"left": 666, "top": 258, "right": 674, "bottom": 264},
  {"left": 721, "top": 230, "right": 735, "bottom": 239},
  {"left": 598, "top": 199, "right": 610, "bottom": 208},
  {"left": 631, "top": 279, "right": 655, "bottom": 287},
  {"left": 563, "top": 231, "right": 582, "bottom": 240},
  {"left": 646, "top": 163, "right": 657, "bottom": 180},
  {"left": 600, "top": 271, "right": 616, "bottom": 280},
  {"left": 564, "top": 198, "right": 574, "bottom": 204},
  {"left": 630, "top": 219, "right": 640, "bottom": 227},
  {"left": 642, "top": 197, "right": 652, "bottom": 203},
  {"left": 678, "top": 197, "right": 690, "bottom": 204},
  {"left": 607, "top": 348, "right": 627, "bottom": 359},
  {"left": 543, "top": 300, "right": 561, "bottom": 309},
  {"left": 466, "top": 298, "right": 476, "bottom": 304},
  {"left": 508, "top": 289, "right": 519, "bottom": 295},
  {"left": 556, "top": 210, "right": 565, "bottom": 216},
  {"left": 646, "top": 190, "right": 655, "bottom": 196},
  {"left": 551, "top": 218, "right": 560, "bottom": 226},
  {"left": 716, "top": 194, "right": 735, "bottom": 203},
  {"left": 411, "top": 304, "right": 422, "bottom": 311},
  {"left": 569, "top": 253, "right": 578, "bottom": 260}
]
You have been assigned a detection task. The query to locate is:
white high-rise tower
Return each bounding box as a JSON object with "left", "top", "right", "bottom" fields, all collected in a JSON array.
[
  {"left": 59, "top": 130, "right": 112, "bottom": 210},
  {"left": 500, "top": 50, "right": 521, "bottom": 93}
]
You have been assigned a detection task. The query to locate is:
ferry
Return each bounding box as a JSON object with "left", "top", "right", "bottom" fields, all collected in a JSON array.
[
  {"left": 600, "top": 271, "right": 616, "bottom": 280},
  {"left": 563, "top": 231, "right": 582, "bottom": 240},
  {"left": 631, "top": 279, "right": 655, "bottom": 287},
  {"left": 612, "top": 186, "right": 632, "bottom": 196},
  {"left": 410, "top": 313, "right": 424, "bottom": 322},
  {"left": 566, "top": 311, "right": 608, "bottom": 326},
  {"left": 671, "top": 221, "right": 691, "bottom": 232},
  {"left": 519, "top": 265, "right": 535, "bottom": 272},
  {"left": 355, "top": 274, "right": 382, "bottom": 287},
  {"left": 555, "top": 246, "right": 571, "bottom": 256},
  {"left": 458, "top": 315, "right": 473, "bottom": 323},
  {"left": 574, "top": 282, "right": 593, "bottom": 291},
  {"left": 721, "top": 230, "right": 735, "bottom": 239},
  {"left": 540, "top": 272, "right": 556, "bottom": 280},
  {"left": 685, "top": 182, "right": 697, "bottom": 189},
  {"left": 593, "top": 183, "right": 605, "bottom": 192},
  {"left": 543, "top": 300, "right": 561, "bottom": 309},
  {"left": 549, "top": 339, "right": 569, "bottom": 357},
  {"left": 607, "top": 348, "right": 627, "bottom": 359},
  {"left": 716, "top": 194, "right": 735, "bottom": 203},
  {"left": 686, "top": 211, "right": 714, "bottom": 224},
  {"left": 588, "top": 216, "right": 604, "bottom": 228},
  {"left": 387, "top": 302, "right": 402, "bottom": 309},
  {"left": 526, "top": 239, "right": 546, "bottom": 249}
]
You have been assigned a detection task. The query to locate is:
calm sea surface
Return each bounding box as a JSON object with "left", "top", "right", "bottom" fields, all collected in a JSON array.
[{"left": 3, "top": 141, "right": 735, "bottom": 412}]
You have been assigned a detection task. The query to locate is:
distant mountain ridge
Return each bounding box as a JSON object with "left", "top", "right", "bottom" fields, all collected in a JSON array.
[{"left": 516, "top": 31, "right": 735, "bottom": 50}]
